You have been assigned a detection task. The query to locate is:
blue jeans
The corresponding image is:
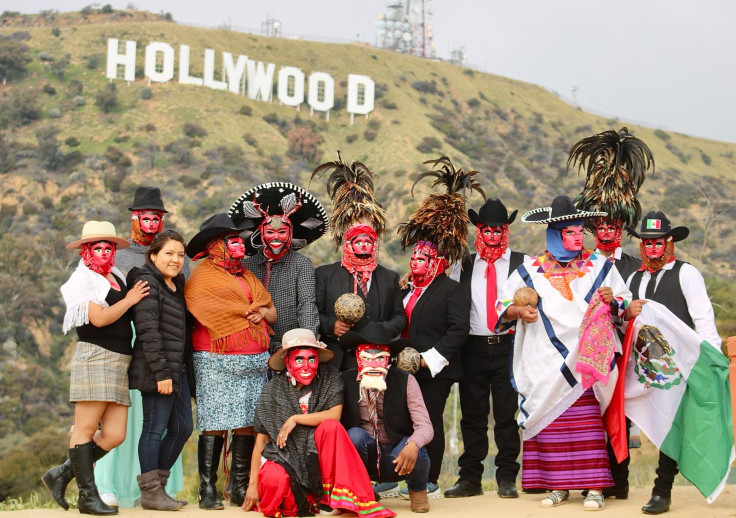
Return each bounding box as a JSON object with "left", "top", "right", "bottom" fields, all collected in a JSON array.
[
  {"left": 347, "top": 427, "right": 429, "bottom": 491},
  {"left": 139, "top": 373, "right": 193, "bottom": 473}
]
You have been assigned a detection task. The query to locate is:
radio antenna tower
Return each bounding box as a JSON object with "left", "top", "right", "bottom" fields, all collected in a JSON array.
[
  {"left": 261, "top": 15, "right": 282, "bottom": 38},
  {"left": 376, "top": 1, "right": 434, "bottom": 58}
]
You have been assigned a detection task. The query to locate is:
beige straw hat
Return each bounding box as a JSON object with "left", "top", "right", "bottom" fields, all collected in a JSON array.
[{"left": 67, "top": 221, "right": 130, "bottom": 249}]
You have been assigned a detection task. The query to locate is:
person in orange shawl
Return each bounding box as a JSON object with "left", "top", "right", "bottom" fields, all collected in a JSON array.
[{"left": 185, "top": 213, "right": 277, "bottom": 510}]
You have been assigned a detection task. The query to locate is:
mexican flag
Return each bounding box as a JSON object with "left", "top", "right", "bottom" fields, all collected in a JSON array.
[{"left": 620, "top": 301, "right": 734, "bottom": 502}]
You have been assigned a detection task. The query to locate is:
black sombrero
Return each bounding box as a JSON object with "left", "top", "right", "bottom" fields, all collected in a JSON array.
[
  {"left": 228, "top": 182, "right": 329, "bottom": 251},
  {"left": 625, "top": 211, "right": 689, "bottom": 242},
  {"left": 522, "top": 195, "right": 607, "bottom": 225}
]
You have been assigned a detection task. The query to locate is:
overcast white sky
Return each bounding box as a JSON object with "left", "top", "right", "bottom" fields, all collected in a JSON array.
[{"left": 12, "top": 0, "right": 736, "bottom": 143}]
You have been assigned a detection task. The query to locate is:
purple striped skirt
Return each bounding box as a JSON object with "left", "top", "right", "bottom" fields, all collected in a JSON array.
[{"left": 521, "top": 389, "right": 613, "bottom": 489}]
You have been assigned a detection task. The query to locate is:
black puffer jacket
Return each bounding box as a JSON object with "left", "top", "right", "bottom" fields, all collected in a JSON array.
[{"left": 127, "top": 262, "right": 188, "bottom": 394}]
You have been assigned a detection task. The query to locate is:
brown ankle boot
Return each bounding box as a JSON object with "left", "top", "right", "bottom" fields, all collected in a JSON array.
[
  {"left": 137, "top": 470, "right": 183, "bottom": 511},
  {"left": 409, "top": 489, "right": 430, "bottom": 513}
]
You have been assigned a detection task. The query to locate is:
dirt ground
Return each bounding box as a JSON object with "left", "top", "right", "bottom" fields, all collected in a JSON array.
[{"left": 7, "top": 485, "right": 736, "bottom": 517}]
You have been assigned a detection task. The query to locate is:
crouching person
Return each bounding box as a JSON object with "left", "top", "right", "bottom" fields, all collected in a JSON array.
[
  {"left": 340, "top": 326, "right": 434, "bottom": 513},
  {"left": 242, "top": 329, "right": 395, "bottom": 518}
]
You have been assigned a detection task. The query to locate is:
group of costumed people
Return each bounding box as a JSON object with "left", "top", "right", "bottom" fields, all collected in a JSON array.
[{"left": 41, "top": 127, "right": 732, "bottom": 517}]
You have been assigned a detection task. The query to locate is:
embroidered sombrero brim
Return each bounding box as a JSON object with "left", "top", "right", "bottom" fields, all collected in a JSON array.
[
  {"left": 228, "top": 182, "right": 329, "bottom": 251},
  {"left": 522, "top": 207, "right": 607, "bottom": 224}
]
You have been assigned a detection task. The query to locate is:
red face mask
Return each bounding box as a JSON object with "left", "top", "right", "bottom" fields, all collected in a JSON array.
[
  {"left": 561, "top": 225, "right": 585, "bottom": 251},
  {"left": 140, "top": 212, "right": 163, "bottom": 234},
  {"left": 356, "top": 344, "right": 390, "bottom": 391},
  {"left": 594, "top": 221, "right": 623, "bottom": 251},
  {"left": 262, "top": 222, "right": 291, "bottom": 257},
  {"left": 410, "top": 249, "right": 430, "bottom": 278},
  {"left": 349, "top": 234, "right": 376, "bottom": 258},
  {"left": 286, "top": 347, "right": 319, "bottom": 386},
  {"left": 89, "top": 241, "right": 115, "bottom": 268},
  {"left": 224, "top": 235, "right": 246, "bottom": 260},
  {"left": 131, "top": 210, "right": 164, "bottom": 246},
  {"left": 643, "top": 238, "right": 667, "bottom": 259},
  {"left": 481, "top": 226, "right": 504, "bottom": 247}
]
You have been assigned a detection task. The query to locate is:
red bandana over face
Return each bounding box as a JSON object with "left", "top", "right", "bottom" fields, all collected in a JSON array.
[
  {"left": 639, "top": 238, "right": 676, "bottom": 273},
  {"left": 81, "top": 241, "right": 116, "bottom": 278},
  {"left": 286, "top": 347, "right": 319, "bottom": 387},
  {"left": 131, "top": 210, "right": 164, "bottom": 246},
  {"left": 593, "top": 220, "right": 623, "bottom": 252},
  {"left": 410, "top": 241, "right": 448, "bottom": 288},
  {"left": 341, "top": 225, "right": 379, "bottom": 294},
  {"left": 474, "top": 224, "right": 508, "bottom": 263}
]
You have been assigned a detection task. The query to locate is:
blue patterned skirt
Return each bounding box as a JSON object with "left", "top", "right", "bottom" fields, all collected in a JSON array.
[{"left": 193, "top": 350, "right": 269, "bottom": 431}]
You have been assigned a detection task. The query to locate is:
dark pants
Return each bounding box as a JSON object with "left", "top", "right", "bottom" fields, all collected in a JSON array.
[
  {"left": 347, "top": 427, "right": 430, "bottom": 491},
  {"left": 653, "top": 452, "right": 679, "bottom": 498},
  {"left": 417, "top": 377, "right": 454, "bottom": 485},
  {"left": 457, "top": 337, "right": 520, "bottom": 485},
  {"left": 606, "top": 418, "right": 631, "bottom": 489},
  {"left": 139, "top": 373, "right": 194, "bottom": 473}
]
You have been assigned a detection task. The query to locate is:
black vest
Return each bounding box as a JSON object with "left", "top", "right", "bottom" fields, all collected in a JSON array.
[
  {"left": 611, "top": 252, "right": 642, "bottom": 283},
  {"left": 629, "top": 261, "right": 694, "bottom": 329},
  {"left": 459, "top": 251, "right": 525, "bottom": 297},
  {"left": 340, "top": 367, "right": 414, "bottom": 446}
]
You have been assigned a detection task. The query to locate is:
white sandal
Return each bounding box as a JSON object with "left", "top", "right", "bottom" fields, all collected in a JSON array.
[
  {"left": 583, "top": 489, "right": 604, "bottom": 510},
  {"left": 540, "top": 490, "right": 569, "bottom": 507}
]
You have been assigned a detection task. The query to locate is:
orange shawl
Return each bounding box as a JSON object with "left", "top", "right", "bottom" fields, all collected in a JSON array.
[{"left": 186, "top": 258, "right": 273, "bottom": 353}]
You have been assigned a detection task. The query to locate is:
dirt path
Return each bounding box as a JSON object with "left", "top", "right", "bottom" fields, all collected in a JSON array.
[{"left": 7, "top": 486, "right": 736, "bottom": 517}]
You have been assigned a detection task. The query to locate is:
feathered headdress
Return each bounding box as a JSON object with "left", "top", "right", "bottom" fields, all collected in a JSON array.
[
  {"left": 397, "top": 156, "right": 485, "bottom": 264},
  {"left": 567, "top": 127, "right": 654, "bottom": 228},
  {"left": 310, "top": 151, "right": 388, "bottom": 247}
]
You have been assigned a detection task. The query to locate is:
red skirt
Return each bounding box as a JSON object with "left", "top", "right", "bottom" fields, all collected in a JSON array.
[{"left": 258, "top": 419, "right": 395, "bottom": 518}]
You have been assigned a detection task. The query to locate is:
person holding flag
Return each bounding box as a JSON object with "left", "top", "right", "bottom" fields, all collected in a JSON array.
[{"left": 624, "top": 211, "right": 731, "bottom": 514}]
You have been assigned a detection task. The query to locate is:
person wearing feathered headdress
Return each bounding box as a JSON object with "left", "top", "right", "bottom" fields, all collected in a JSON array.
[
  {"left": 569, "top": 127, "right": 654, "bottom": 281},
  {"left": 494, "top": 195, "right": 634, "bottom": 510},
  {"left": 568, "top": 127, "right": 654, "bottom": 501},
  {"left": 310, "top": 152, "right": 407, "bottom": 372},
  {"left": 393, "top": 156, "right": 474, "bottom": 498}
]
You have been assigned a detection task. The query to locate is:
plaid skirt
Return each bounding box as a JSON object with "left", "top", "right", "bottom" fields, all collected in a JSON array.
[
  {"left": 70, "top": 341, "right": 132, "bottom": 406},
  {"left": 193, "top": 350, "right": 269, "bottom": 431}
]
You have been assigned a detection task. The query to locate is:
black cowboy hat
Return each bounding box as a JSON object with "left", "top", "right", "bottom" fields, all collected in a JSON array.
[
  {"left": 468, "top": 198, "right": 517, "bottom": 227},
  {"left": 128, "top": 186, "right": 168, "bottom": 213},
  {"left": 625, "top": 211, "right": 689, "bottom": 242},
  {"left": 522, "top": 195, "right": 607, "bottom": 224},
  {"left": 228, "top": 182, "right": 329, "bottom": 252},
  {"left": 338, "top": 324, "right": 406, "bottom": 357},
  {"left": 186, "top": 213, "right": 254, "bottom": 259}
]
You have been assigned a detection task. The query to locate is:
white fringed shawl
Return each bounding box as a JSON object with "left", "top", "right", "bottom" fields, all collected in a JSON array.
[{"left": 60, "top": 260, "right": 126, "bottom": 334}]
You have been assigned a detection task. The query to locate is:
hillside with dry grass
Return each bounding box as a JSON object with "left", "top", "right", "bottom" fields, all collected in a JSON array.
[{"left": 1, "top": 6, "right": 736, "bottom": 503}]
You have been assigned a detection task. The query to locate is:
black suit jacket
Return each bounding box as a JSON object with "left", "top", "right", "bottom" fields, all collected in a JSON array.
[
  {"left": 403, "top": 274, "right": 470, "bottom": 381},
  {"left": 315, "top": 262, "right": 407, "bottom": 369}
]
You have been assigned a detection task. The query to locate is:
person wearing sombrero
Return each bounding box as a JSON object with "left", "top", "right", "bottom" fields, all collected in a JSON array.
[
  {"left": 42, "top": 221, "right": 150, "bottom": 516},
  {"left": 496, "top": 195, "right": 632, "bottom": 510},
  {"left": 310, "top": 153, "right": 408, "bottom": 372},
  {"left": 242, "top": 329, "right": 396, "bottom": 518},
  {"left": 184, "top": 213, "right": 276, "bottom": 510},
  {"left": 94, "top": 186, "right": 188, "bottom": 510},
  {"left": 625, "top": 211, "right": 721, "bottom": 515},
  {"left": 445, "top": 198, "right": 526, "bottom": 499},
  {"left": 338, "top": 325, "right": 434, "bottom": 512},
  {"left": 228, "top": 182, "right": 328, "bottom": 358}
]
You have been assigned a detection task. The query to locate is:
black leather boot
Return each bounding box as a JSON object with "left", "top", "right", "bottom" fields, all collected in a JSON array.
[
  {"left": 198, "top": 434, "right": 225, "bottom": 510},
  {"left": 42, "top": 443, "right": 108, "bottom": 511},
  {"left": 229, "top": 435, "right": 255, "bottom": 507},
  {"left": 642, "top": 494, "right": 671, "bottom": 514},
  {"left": 69, "top": 442, "right": 117, "bottom": 515}
]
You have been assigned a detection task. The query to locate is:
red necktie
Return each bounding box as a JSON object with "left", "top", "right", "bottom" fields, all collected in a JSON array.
[
  {"left": 401, "top": 287, "right": 423, "bottom": 338},
  {"left": 486, "top": 260, "right": 498, "bottom": 332}
]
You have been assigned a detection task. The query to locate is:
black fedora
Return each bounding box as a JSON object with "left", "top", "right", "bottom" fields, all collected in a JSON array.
[
  {"left": 626, "top": 211, "right": 689, "bottom": 242},
  {"left": 186, "top": 213, "right": 254, "bottom": 259},
  {"left": 338, "top": 323, "right": 406, "bottom": 357},
  {"left": 468, "top": 198, "right": 517, "bottom": 227},
  {"left": 128, "top": 186, "right": 168, "bottom": 213},
  {"left": 522, "top": 195, "right": 607, "bottom": 224}
]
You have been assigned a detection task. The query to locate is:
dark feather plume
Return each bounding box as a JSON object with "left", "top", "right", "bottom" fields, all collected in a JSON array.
[
  {"left": 568, "top": 127, "right": 654, "bottom": 228},
  {"left": 310, "top": 151, "right": 388, "bottom": 247},
  {"left": 398, "top": 156, "right": 485, "bottom": 264}
]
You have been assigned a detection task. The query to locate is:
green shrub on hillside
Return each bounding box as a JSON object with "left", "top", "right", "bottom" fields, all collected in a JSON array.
[
  {"left": 0, "top": 38, "right": 31, "bottom": 82},
  {"left": 182, "top": 122, "right": 208, "bottom": 138},
  {"left": 140, "top": 88, "right": 152, "bottom": 100},
  {"left": 286, "top": 127, "right": 323, "bottom": 165},
  {"left": 95, "top": 83, "right": 118, "bottom": 113}
]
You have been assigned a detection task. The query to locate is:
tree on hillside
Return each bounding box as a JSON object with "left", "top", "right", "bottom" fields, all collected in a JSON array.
[
  {"left": 286, "top": 127, "right": 324, "bottom": 166},
  {"left": 0, "top": 38, "right": 31, "bottom": 83},
  {"left": 0, "top": 89, "right": 41, "bottom": 127},
  {"left": 95, "top": 82, "right": 119, "bottom": 113},
  {"left": 35, "top": 126, "right": 63, "bottom": 171}
]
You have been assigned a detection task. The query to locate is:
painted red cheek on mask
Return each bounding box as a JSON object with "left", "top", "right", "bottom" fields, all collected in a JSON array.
[
  {"left": 90, "top": 243, "right": 115, "bottom": 266},
  {"left": 350, "top": 235, "right": 375, "bottom": 256},
  {"left": 287, "top": 348, "right": 319, "bottom": 386},
  {"left": 481, "top": 227, "right": 503, "bottom": 247},
  {"left": 225, "top": 236, "right": 245, "bottom": 259},
  {"left": 410, "top": 252, "right": 429, "bottom": 276},
  {"left": 139, "top": 214, "right": 162, "bottom": 234},
  {"left": 263, "top": 227, "right": 290, "bottom": 251},
  {"left": 643, "top": 239, "right": 667, "bottom": 259},
  {"left": 561, "top": 227, "right": 584, "bottom": 251}
]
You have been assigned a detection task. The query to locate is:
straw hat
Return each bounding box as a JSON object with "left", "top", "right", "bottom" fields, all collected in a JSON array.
[
  {"left": 268, "top": 328, "right": 333, "bottom": 371},
  {"left": 67, "top": 221, "right": 130, "bottom": 249}
]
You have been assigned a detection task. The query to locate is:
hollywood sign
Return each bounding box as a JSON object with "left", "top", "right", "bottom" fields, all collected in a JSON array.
[{"left": 106, "top": 38, "right": 375, "bottom": 121}]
